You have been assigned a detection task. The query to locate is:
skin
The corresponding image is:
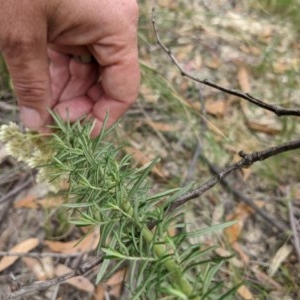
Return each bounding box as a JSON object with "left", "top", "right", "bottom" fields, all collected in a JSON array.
[{"left": 0, "top": 0, "right": 140, "bottom": 136}]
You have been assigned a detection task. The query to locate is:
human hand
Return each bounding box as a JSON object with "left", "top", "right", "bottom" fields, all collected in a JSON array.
[{"left": 0, "top": 0, "right": 140, "bottom": 136}]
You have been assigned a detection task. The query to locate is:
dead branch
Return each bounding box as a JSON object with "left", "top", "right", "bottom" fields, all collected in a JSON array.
[
  {"left": 169, "top": 139, "right": 300, "bottom": 212},
  {"left": 151, "top": 4, "right": 300, "bottom": 118},
  {"left": 4, "top": 255, "right": 104, "bottom": 299},
  {"left": 0, "top": 175, "right": 33, "bottom": 205},
  {"left": 200, "top": 153, "right": 289, "bottom": 233},
  {"left": 0, "top": 251, "right": 92, "bottom": 259}
]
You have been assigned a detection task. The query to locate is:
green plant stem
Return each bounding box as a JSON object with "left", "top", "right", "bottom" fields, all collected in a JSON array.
[
  {"left": 141, "top": 226, "right": 199, "bottom": 299},
  {"left": 123, "top": 200, "right": 199, "bottom": 299}
]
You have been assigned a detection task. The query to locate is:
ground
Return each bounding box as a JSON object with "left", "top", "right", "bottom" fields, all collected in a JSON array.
[{"left": 0, "top": 1, "right": 300, "bottom": 299}]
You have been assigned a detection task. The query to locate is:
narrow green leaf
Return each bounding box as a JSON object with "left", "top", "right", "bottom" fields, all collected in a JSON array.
[{"left": 186, "top": 221, "right": 237, "bottom": 238}]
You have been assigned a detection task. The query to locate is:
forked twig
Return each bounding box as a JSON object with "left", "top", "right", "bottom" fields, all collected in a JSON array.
[{"left": 151, "top": 4, "right": 300, "bottom": 117}]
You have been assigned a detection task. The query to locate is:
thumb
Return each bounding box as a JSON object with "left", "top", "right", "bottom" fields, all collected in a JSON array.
[{"left": 3, "top": 40, "right": 51, "bottom": 130}]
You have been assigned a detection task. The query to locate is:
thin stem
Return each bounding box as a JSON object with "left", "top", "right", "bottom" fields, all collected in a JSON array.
[
  {"left": 141, "top": 226, "right": 198, "bottom": 299},
  {"left": 151, "top": 4, "right": 300, "bottom": 118},
  {"left": 122, "top": 198, "right": 198, "bottom": 299}
]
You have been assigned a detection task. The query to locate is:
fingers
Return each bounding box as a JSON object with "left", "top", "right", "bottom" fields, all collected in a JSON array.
[
  {"left": 48, "top": 48, "right": 70, "bottom": 105},
  {"left": 49, "top": 50, "right": 99, "bottom": 122},
  {"left": 3, "top": 44, "right": 51, "bottom": 130},
  {"left": 90, "top": 33, "right": 140, "bottom": 134},
  {"left": 0, "top": 1, "right": 51, "bottom": 130},
  {"left": 59, "top": 57, "right": 98, "bottom": 102},
  {"left": 55, "top": 96, "right": 94, "bottom": 122}
]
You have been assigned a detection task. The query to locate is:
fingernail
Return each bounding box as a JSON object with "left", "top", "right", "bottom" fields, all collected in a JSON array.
[{"left": 20, "top": 106, "right": 43, "bottom": 130}]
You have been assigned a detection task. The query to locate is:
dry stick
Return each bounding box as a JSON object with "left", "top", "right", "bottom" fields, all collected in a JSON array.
[
  {"left": 288, "top": 201, "right": 300, "bottom": 263},
  {"left": 151, "top": 5, "right": 300, "bottom": 118},
  {"left": 169, "top": 139, "right": 300, "bottom": 212},
  {"left": 201, "top": 154, "right": 288, "bottom": 233},
  {"left": 0, "top": 251, "right": 92, "bottom": 259},
  {"left": 5, "top": 255, "right": 104, "bottom": 300},
  {"left": 0, "top": 175, "right": 33, "bottom": 204}
]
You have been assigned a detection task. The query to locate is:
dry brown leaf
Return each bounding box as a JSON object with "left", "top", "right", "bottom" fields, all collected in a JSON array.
[
  {"left": 106, "top": 268, "right": 127, "bottom": 298},
  {"left": 268, "top": 244, "right": 292, "bottom": 277},
  {"left": 237, "top": 285, "right": 254, "bottom": 300},
  {"left": 45, "top": 229, "right": 99, "bottom": 254},
  {"left": 146, "top": 120, "right": 181, "bottom": 132},
  {"left": 14, "top": 195, "right": 37, "bottom": 209},
  {"left": 55, "top": 264, "right": 95, "bottom": 293},
  {"left": 38, "top": 197, "right": 65, "bottom": 209},
  {"left": 15, "top": 195, "right": 64, "bottom": 209},
  {"left": 246, "top": 120, "right": 281, "bottom": 135},
  {"left": 22, "top": 257, "right": 48, "bottom": 281},
  {"left": 205, "top": 99, "right": 227, "bottom": 117},
  {"left": 0, "top": 238, "right": 39, "bottom": 272},
  {"left": 124, "top": 147, "right": 167, "bottom": 179},
  {"left": 251, "top": 266, "right": 283, "bottom": 290},
  {"left": 225, "top": 202, "right": 265, "bottom": 244},
  {"left": 205, "top": 56, "right": 221, "bottom": 69},
  {"left": 237, "top": 66, "right": 251, "bottom": 93},
  {"left": 93, "top": 285, "right": 106, "bottom": 300}
]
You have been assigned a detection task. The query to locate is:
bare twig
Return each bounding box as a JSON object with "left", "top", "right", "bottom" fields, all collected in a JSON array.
[
  {"left": 4, "top": 255, "right": 104, "bottom": 299},
  {"left": 169, "top": 139, "right": 300, "bottom": 212},
  {"left": 288, "top": 200, "right": 300, "bottom": 263},
  {"left": 0, "top": 251, "right": 92, "bottom": 259},
  {"left": 151, "top": 4, "right": 300, "bottom": 118},
  {"left": 0, "top": 174, "right": 34, "bottom": 204},
  {"left": 201, "top": 154, "right": 288, "bottom": 233}
]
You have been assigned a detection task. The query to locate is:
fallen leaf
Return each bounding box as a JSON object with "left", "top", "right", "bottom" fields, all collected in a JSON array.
[
  {"left": 146, "top": 120, "right": 181, "bottom": 132},
  {"left": 22, "top": 257, "right": 48, "bottom": 281},
  {"left": 268, "top": 244, "right": 292, "bottom": 277},
  {"left": 93, "top": 284, "right": 106, "bottom": 300},
  {"left": 45, "top": 229, "right": 99, "bottom": 254},
  {"left": 55, "top": 264, "right": 95, "bottom": 293},
  {"left": 0, "top": 238, "right": 39, "bottom": 272},
  {"left": 237, "top": 66, "right": 251, "bottom": 93},
  {"left": 251, "top": 265, "right": 283, "bottom": 290},
  {"left": 237, "top": 285, "right": 254, "bottom": 300},
  {"left": 225, "top": 202, "right": 265, "bottom": 244},
  {"left": 106, "top": 268, "right": 127, "bottom": 298},
  {"left": 14, "top": 195, "right": 37, "bottom": 209},
  {"left": 205, "top": 99, "right": 227, "bottom": 117},
  {"left": 205, "top": 56, "right": 221, "bottom": 69},
  {"left": 246, "top": 120, "right": 281, "bottom": 135},
  {"left": 15, "top": 195, "right": 64, "bottom": 209}
]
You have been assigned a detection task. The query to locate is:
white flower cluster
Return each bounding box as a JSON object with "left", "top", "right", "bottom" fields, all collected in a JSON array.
[{"left": 0, "top": 122, "right": 62, "bottom": 192}]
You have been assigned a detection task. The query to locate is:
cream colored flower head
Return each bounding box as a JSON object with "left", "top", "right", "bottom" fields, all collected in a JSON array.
[{"left": 0, "top": 122, "right": 62, "bottom": 192}]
